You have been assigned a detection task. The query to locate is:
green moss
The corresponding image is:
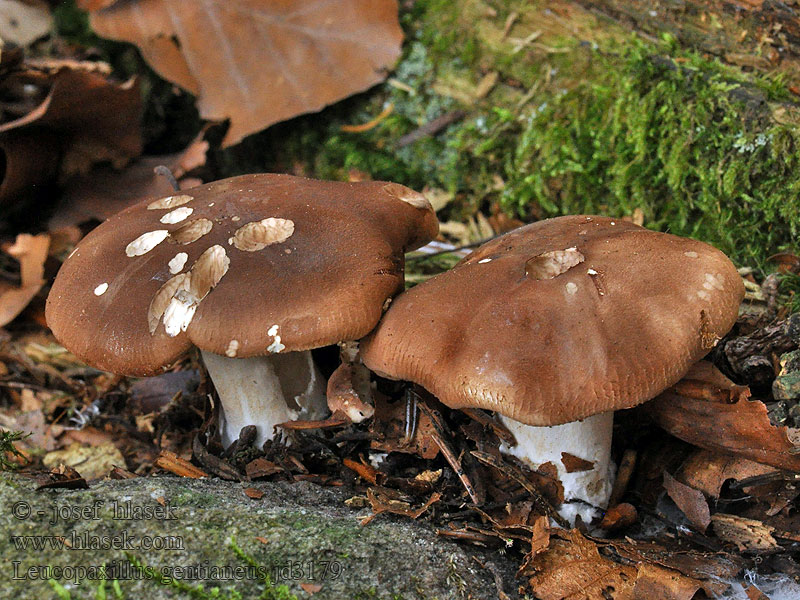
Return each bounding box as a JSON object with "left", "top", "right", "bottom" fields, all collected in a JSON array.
[
  {"left": 779, "top": 272, "right": 800, "bottom": 313},
  {"left": 211, "top": 1, "right": 798, "bottom": 273},
  {"left": 493, "top": 36, "right": 800, "bottom": 268},
  {"left": 0, "top": 429, "right": 27, "bottom": 471}
]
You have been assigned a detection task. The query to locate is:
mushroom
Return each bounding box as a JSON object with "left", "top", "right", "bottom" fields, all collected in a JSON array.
[
  {"left": 46, "top": 174, "right": 438, "bottom": 447},
  {"left": 361, "top": 215, "right": 743, "bottom": 523}
]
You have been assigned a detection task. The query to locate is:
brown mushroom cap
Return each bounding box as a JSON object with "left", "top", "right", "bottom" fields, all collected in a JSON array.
[
  {"left": 46, "top": 174, "right": 438, "bottom": 376},
  {"left": 360, "top": 215, "right": 743, "bottom": 426}
]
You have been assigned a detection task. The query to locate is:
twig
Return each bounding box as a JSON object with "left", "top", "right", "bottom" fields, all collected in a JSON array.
[
  {"left": 415, "top": 393, "right": 481, "bottom": 505},
  {"left": 608, "top": 449, "right": 636, "bottom": 507},
  {"left": 395, "top": 110, "right": 466, "bottom": 148},
  {"left": 340, "top": 103, "right": 394, "bottom": 133},
  {"left": 154, "top": 165, "right": 180, "bottom": 192},
  {"left": 471, "top": 450, "right": 569, "bottom": 528}
]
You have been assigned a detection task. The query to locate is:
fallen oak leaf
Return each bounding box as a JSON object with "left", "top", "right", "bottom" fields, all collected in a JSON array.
[
  {"left": 663, "top": 471, "right": 711, "bottom": 532},
  {"left": 678, "top": 449, "right": 777, "bottom": 499},
  {"left": 645, "top": 361, "right": 800, "bottom": 472},
  {"left": 0, "top": 67, "right": 141, "bottom": 170},
  {"left": 49, "top": 137, "right": 207, "bottom": 229},
  {"left": 85, "top": 0, "right": 403, "bottom": 146},
  {"left": 36, "top": 464, "right": 89, "bottom": 490},
  {"left": 43, "top": 442, "right": 126, "bottom": 481},
  {"left": 632, "top": 563, "right": 703, "bottom": 600},
  {"left": 598, "top": 503, "right": 638, "bottom": 531},
  {"left": 343, "top": 457, "right": 380, "bottom": 485},
  {"left": 361, "top": 487, "right": 441, "bottom": 525},
  {"left": 0, "top": 67, "right": 141, "bottom": 213},
  {"left": 0, "top": 233, "right": 49, "bottom": 327},
  {"left": 605, "top": 537, "right": 742, "bottom": 597},
  {"left": 524, "top": 529, "right": 637, "bottom": 599},
  {"left": 561, "top": 452, "right": 594, "bottom": 473}
]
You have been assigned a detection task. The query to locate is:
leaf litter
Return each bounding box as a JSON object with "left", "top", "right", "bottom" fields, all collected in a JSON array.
[{"left": 0, "top": 6, "right": 800, "bottom": 600}]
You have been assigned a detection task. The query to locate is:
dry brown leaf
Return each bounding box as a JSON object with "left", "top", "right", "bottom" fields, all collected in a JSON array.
[
  {"left": 370, "top": 393, "right": 439, "bottom": 459},
  {"left": 85, "top": 0, "right": 403, "bottom": 146},
  {"left": 50, "top": 136, "right": 207, "bottom": 228},
  {"left": 608, "top": 538, "right": 741, "bottom": 597},
  {"left": 526, "top": 529, "right": 636, "bottom": 600},
  {"left": 43, "top": 442, "right": 126, "bottom": 481},
  {"left": 0, "top": 67, "right": 141, "bottom": 211},
  {"left": 243, "top": 487, "right": 264, "bottom": 499},
  {"left": 561, "top": 452, "right": 594, "bottom": 473},
  {"left": 0, "top": 0, "right": 52, "bottom": 46},
  {"left": 598, "top": 503, "right": 638, "bottom": 531},
  {"left": 0, "top": 233, "right": 49, "bottom": 327},
  {"left": 0, "top": 67, "right": 141, "bottom": 170},
  {"left": 245, "top": 457, "right": 281, "bottom": 479},
  {"left": 646, "top": 361, "right": 800, "bottom": 472},
  {"left": 632, "top": 564, "right": 703, "bottom": 600},
  {"left": 678, "top": 449, "right": 777, "bottom": 499},
  {"left": 663, "top": 471, "right": 711, "bottom": 532},
  {"left": 300, "top": 583, "right": 322, "bottom": 594}
]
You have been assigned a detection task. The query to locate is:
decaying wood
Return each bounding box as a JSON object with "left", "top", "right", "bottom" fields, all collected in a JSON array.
[
  {"left": 719, "top": 313, "right": 800, "bottom": 385},
  {"left": 154, "top": 449, "right": 208, "bottom": 479},
  {"left": 711, "top": 513, "right": 781, "bottom": 553},
  {"left": 580, "top": 0, "right": 800, "bottom": 87}
]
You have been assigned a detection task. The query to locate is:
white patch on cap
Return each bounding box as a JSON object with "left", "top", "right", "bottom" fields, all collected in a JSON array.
[
  {"left": 148, "top": 273, "right": 189, "bottom": 334},
  {"left": 162, "top": 290, "right": 198, "bottom": 336},
  {"left": 231, "top": 216, "right": 241, "bottom": 222},
  {"left": 526, "top": 247, "right": 585, "bottom": 280},
  {"left": 170, "top": 218, "right": 213, "bottom": 244},
  {"left": 147, "top": 194, "right": 193, "bottom": 210},
  {"left": 587, "top": 268, "right": 598, "bottom": 275},
  {"left": 126, "top": 230, "right": 169, "bottom": 256},
  {"left": 231, "top": 218, "right": 295, "bottom": 251},
  {"left": 160, "top": 207, "right": 194, "bottom": 224},
  {"left": 93, "top": 283, "right": 109, "bottom": 296},
  {"left": 148, "top": 246, "right": 230, "bottom": 337},
  {"left": 225, "top": 340, "right": 239, "bottom": 358},
  {"left": 478, "top": 258, "right": 492, "bottom": 264},
  {"left": 610, "top": 221, "right": 616, "bottom": 225},
  {"left": 697, "top": 290, "right": 711, "bottom": 301},
  {"left": 565, "top": 282, "right": 578, "bottom": 295},
  {"left": 704, "top": 273, "right": 725, "bottom": 291},
  {"left": 267, "top": 324, "right": 285, "bottom": 353},
  {"left": 382, "top": 182, "right": 433, "bottom": 211},
  {"left": 168, "top": 252, "right": 188, "bottom": 274},
  {"left": 684, "top": 251, "right": 699, "bottom": 258}
]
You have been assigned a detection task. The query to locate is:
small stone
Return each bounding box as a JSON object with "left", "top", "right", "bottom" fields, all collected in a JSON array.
[{"left": 774, "top": 373, "right": 800, "bottom": 401}]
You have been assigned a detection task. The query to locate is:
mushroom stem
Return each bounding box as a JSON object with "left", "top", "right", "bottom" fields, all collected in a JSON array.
[
  {"left": 497, "top": 411, "right": 614, "bottom": 525},
  {"left": 201, "top": 349, "right": 328, "bottom": 448}
]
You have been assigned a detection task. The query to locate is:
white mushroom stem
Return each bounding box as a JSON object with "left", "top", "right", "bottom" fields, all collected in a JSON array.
[
  {"left": 498, "top": 411, "right": 614, "bottom": 526},
  {"left": 201, "top": 349, "right": 328, "bottom": 448}
]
